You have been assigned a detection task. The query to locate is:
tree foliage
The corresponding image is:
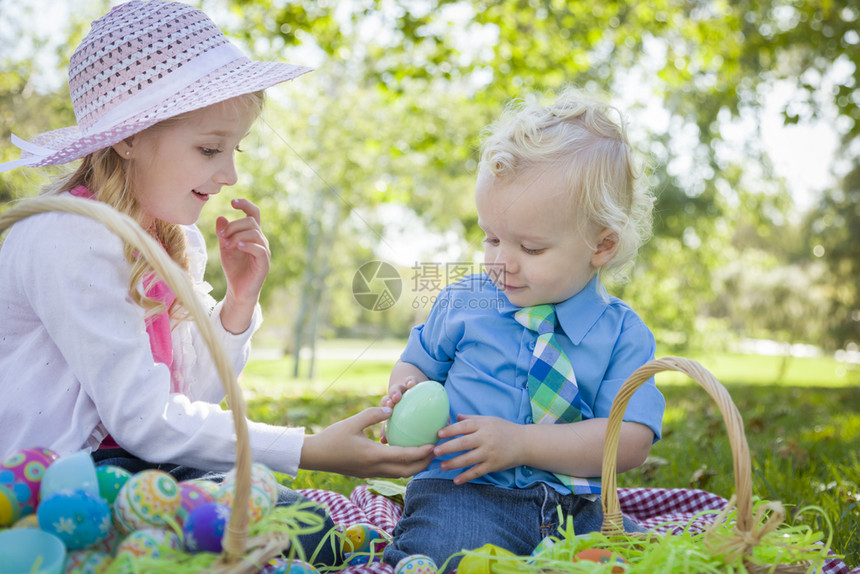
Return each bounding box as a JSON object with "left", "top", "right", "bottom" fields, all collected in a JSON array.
[{"left": 2, "top": 0, "right": 857, "bottom": 351}]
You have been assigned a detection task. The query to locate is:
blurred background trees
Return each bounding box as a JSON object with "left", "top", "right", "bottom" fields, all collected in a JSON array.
[{"left": 1, "top": 0, "right": 857, "bottom": 373}]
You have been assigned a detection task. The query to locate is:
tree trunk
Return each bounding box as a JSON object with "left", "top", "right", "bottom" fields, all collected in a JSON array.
[{"left": 292, "top": 188, "right": 326, "bottom": 378}]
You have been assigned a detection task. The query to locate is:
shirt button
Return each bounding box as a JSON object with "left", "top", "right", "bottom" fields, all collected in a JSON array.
[
  {"left": 525, "top": 415, "right": 533, "bottom": 424},
  {"left": 528, "top": 342, "right": 535, "bottom": 351},
  {"left": 522, "top": 466, "right": 532, "bottom": 476}
]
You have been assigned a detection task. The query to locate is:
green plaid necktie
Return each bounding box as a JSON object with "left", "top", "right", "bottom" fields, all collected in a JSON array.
[{"left": 515, "top": 304, "right": 601, "bottom": 494}]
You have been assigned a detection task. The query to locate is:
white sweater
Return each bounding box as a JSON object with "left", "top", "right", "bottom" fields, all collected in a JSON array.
[{"left": 0, "top": 203, "right": 304, "bottom": 474}]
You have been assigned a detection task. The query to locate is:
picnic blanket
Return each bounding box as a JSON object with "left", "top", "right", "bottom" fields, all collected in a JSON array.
[{"left": 299, "top": 486, "right": 859, "bottom": 574}]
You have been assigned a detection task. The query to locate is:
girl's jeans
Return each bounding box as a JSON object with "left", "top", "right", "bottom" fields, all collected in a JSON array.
[
  {"left": 383, "top": 478, "right": 645, "bottom": 573},
  {"left": 91, "top": 448, "right": 341, "bottom": 566}
]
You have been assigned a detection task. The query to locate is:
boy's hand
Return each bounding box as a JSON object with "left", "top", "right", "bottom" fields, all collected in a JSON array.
[
  {"left": 433, "top": 414, "right": 526, "bottom": 485},
  {"left": 379, "top": 376, "right": 419, "bottom": 443}
]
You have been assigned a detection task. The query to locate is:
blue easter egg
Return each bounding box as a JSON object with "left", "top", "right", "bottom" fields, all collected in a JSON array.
[
  {"left": 345, "top": 551, "right": 378, "bottom": 565},
  {"left": 37, "top": 489, "right": 111, "bottom": 551},
  {"left": 182, "top": 501, "right": 230, "bottom": 553},
  {"left": 40, "top": 451, "right": 99, "bottom": 500},
  {"left": 261, "top": 558, "right": 320, "bottom": 574},
  {"left": 0, "top": 528, "right": 67, "bottom": 574}
]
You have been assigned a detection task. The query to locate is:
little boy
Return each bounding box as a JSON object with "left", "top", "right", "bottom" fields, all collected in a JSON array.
[{"left": 382, "top": 89, "right": 665, "bottom": 572}]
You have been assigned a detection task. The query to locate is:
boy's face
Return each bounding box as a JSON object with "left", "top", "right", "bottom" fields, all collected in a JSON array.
[
  {"left": 475, "top": 164, "right": 614, "bottom": 308},
  {"left": 119, "top": 99, "right": 255, "bottom": 228}
]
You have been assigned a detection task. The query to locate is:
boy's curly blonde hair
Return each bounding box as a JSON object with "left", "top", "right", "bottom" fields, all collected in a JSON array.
[{"left": 479, "top": 87, "right": 653, "bottom": 283}]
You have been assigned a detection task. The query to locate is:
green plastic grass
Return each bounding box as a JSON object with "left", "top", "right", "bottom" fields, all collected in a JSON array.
[{"left": 455, "top": 499, "right": 834, "bottom": 574}]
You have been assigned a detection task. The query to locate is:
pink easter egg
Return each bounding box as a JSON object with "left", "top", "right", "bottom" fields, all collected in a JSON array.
[{"left": 1, "top": 447, "right": 59, "bottom": 517}]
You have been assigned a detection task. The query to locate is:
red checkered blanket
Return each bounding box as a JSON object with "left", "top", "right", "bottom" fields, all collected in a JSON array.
[{"left": 299, "top": 486, "right": 858, "bottom": 574}]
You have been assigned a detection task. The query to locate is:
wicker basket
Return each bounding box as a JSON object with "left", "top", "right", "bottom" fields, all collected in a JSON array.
[
  {"left": 0, "top": 196, "right": 292, "bottom": 573},
  {"left": 599, "top": 356, "right": 813, "bottom": 574}
]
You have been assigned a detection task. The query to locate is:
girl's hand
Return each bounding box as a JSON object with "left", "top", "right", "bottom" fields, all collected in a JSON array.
[
  {"left": 380, "top": 376, "right": 419, "bottom": 444},
  {"left": 433, "top": 414, "right": 527, "bottom": 485},
  {"left": 300, "top": 407, "right": 436, "bottom": 478},
  {"left": 216, "top": 198, "right": 270, "bottom": 334}
]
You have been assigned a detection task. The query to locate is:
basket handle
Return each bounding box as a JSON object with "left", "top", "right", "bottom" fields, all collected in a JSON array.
[
  {"left": 0, "top": 196, "right": 253, "bottom": 560},
  {"left": 600, "top": 356, "right": 753, "bottom": 536}
]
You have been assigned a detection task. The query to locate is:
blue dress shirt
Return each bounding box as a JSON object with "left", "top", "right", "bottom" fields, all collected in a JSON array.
[{"left": 400, "top": 273, "right": 665, "bottom": 495}]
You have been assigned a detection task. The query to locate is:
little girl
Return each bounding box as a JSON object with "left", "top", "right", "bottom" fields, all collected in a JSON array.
[{"left": 0, "top": 0, "right": 433, "bottom": 564}]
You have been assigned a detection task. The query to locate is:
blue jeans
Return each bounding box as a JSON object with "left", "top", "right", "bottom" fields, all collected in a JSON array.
[
  {"left": 91, "top": 449, "right": 341, "bottom": 566},
  {"left": 383, "top": 478, "right": 645, "bottom": 573}
]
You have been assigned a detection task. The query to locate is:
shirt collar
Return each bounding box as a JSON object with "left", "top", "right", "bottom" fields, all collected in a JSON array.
[
  {"left": 492, "top": 274, "right": 609, "bottom": 345},
  {"left": 555, "top": 275, "right": 609, "bottom": 345}
]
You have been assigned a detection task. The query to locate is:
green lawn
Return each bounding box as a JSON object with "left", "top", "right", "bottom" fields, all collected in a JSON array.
[{"left": 241, "top": 349, "right": 860, "bottom": 567}]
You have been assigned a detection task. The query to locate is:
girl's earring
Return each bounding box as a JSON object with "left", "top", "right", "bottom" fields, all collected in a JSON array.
[{"left": 125, "top": 151, "right": 130, "bottom": 157}]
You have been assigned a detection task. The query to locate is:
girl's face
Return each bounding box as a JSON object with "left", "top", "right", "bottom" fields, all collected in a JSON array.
[
  {"left": 120, "top": 99, "right": 256, "bottom": 228},
  {"left": 475, "top": 164, "right": 616, "bottom": 308}
]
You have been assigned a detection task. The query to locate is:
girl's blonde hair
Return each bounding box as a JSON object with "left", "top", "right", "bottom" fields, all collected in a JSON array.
[
  {"left": 480, "top": 87, "right": 653, "bottom": 283},
  {"left": 43, "top": 92, "right": 265, "bottom": 318}
]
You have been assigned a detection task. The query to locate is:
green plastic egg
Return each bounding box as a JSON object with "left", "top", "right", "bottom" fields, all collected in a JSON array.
[{"left": 385, "top": 381, "right": 450, "bottom": 447}]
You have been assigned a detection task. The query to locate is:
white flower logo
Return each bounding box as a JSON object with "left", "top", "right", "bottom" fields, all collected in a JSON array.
[{"left": 54, "top": 517, "right": 76, "bottom": 535}]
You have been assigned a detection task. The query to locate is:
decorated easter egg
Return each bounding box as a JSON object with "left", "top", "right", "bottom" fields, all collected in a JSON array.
[
  {"left": 37, "top": 489, "right": 112, "bottom": 550},
  {"left": 90, "top": 522, "right": 122, "bottom": 556},
  {"left": 113, "top": 469, "right": 180, "bottom": 534},
  {"left": 186, "top": 479, "right": 221, "bottom": 499},
  {"left": 531, "top": 535, "right": 558, "bottom": 558},
  {"left": 64, "top": 549, "right": 112, "bottom": 574},
  {"left": 216, "top": 463, "right": 278, "bottom": 523},
  {"left": 261, "top": 557, "right": 321, "bottom": 573},
  {"left": 1, "top": 446, "right": 59, "bottom": 517},
  {"left": 385, "top": 381, "right": 450, "bottom": 446},
  {"left": 11, "top": 513, "right": 40, "bottom": 529},
  {"left": 96, "top": 465, "right": 131, "bottom": 506},
  {"left": 394, "top": 554, "right": 438, "bottom": 574},
  {"left": 40, "top": 451, "right": 99, "bottom": 500},
  {"left": 0, "top": 482, "right": 23, "bottom": 526},
  {"left": 342, "top": 522, "right": 392, "bottom": 554},
  {"left": 182, "top": 501, "right": 230, "bottom": 553},
  {"left": 115, "top": 528, "right": 181, "bottom": 559},
  {"left": 344, "top": 552, "right": 373, "bottom": 566},
  {"left": 176, "top": 481, "right": 216, "bottom": 526},
  {"left": 457, "top": 544, "right": 516, "bottom": 574},
  {"left": 574, "top": 548, "right": 627, "bottom": 573}
]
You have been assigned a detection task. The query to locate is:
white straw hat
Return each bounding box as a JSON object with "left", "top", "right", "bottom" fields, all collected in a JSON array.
[{"left": 0, "top": 0, "right": 311, "bottom": 173}]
